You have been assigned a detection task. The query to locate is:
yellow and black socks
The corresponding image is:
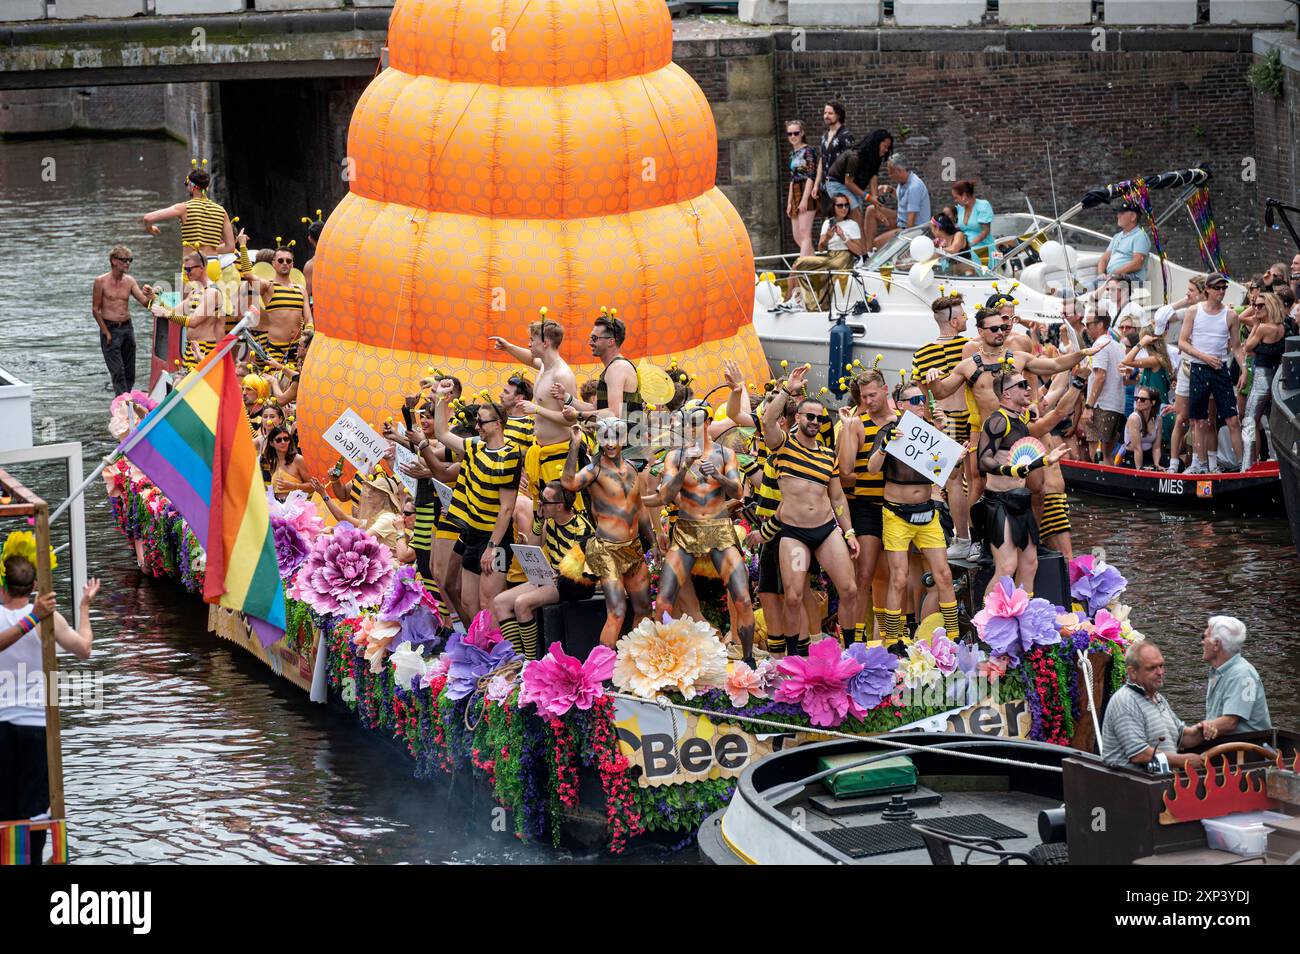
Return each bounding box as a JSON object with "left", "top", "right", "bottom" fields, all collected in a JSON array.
[
  {"left": 767, "top": 632, "right": 787, "bottom": 655},
  {"left": 519, "top": 619, "right": 540, "bottom": 661},
  {"left": 940, "top": 600, "right": 959, "bottom": 637},
  {"left": 879, "top": 608, "right": 905, "bottom": 644},
  {"left": 500, "top": 618, "right": 524, "bottom": 656},
  {"left": 796, "top": 634, "right": 811, "bottom": 656}
]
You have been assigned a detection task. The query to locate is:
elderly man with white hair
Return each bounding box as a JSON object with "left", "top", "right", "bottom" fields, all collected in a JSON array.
[{"left": 1200, "top": 616, "right": 1271, "bottom": 738}]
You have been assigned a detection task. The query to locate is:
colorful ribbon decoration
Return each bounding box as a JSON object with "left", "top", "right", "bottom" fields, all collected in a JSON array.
[
  {"left": 1187, "top": 186, "right": 1229, "bottom": 278},
  {"left": 0, "top": 818, "right": 68, "bottom": 865}
]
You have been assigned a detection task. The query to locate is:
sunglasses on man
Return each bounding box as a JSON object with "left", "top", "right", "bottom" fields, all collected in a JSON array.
[{"left": 981, "top": 323, "right": 1012, "bottom": 333}]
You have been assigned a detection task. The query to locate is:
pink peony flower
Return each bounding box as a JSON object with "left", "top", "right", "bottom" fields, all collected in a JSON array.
[
  {"left": 1091, "top": 608, "right": 1124, "bottom": 644},
  {"left": 924, "top": 629, "right": 959, "bottom": 674},
  {"left": 266, "top": 490, "right": 327, "bottom": 543},
  {"left": 464, "top": 610, "right": 504, "bottom": 650},
  {"left": 298, "top": 523, "right": 394, "bottom": 617},
  {"left": 519, "top": 643, "right": 616, "bottom": 717},
  {"left": 485, "top": 672, "right": 518, "bottom": 705},
  {"left": 775, "top": 638, "right": 863, "bottom": 727},
  {"left": 724, "top": 661, "right": 769, "bottom": 708},
  {"left": 421, "top": 654, "right": 451, "bottom": 687}
]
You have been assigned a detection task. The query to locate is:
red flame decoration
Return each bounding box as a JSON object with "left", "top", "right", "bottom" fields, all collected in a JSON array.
[
  {"left": 1159, "top": 755, "right": 1277, "bottom": 824},
  {"left": 1276, "top": 749, "right": 1300, "bottom": 773}
]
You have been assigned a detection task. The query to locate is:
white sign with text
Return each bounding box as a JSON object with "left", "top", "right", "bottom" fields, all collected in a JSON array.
[
  {"left": 392, "top": 443, "right": 420, "bottom": 497},
  {"left": 885, "top": 410, "right": 964, "bottom": 487},
  {"left": 511, "top": 544, "right": 557, "bottom": 587},
  {"left": 323, "top": 409, "right": 388, "bottom": 472},
  {"left": 432, "top": 479, "right": 454, "bottom": 510}
]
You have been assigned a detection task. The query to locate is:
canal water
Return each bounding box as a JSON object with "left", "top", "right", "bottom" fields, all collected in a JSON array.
[{"left": 1, "top": 137, "right": 1297, "bottom": 863}]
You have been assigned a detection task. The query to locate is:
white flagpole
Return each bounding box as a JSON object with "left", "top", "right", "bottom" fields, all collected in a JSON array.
[{"left": 48, "top": 312, "right": 258, "bottom": 526}]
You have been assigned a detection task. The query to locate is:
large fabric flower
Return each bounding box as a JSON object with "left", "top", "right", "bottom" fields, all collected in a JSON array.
[
  {"left": 380, "top": 565, "right": 425, "bottom": 621},
  {"left": 724, "top": 660, "right": 769, "bottom": 708},
  {"left": 486, "top": 673, "right": 517, "bottom": 705},
  {"left": 1068, "top": 554, "right": 1127, "bottom": 616},
  {"left": 464, "top": 610, "right": 504, "bottom": 650},
  {"left": 923, "top": 630, "right": 959, "bottom": 674},
  {"left": 421, "top": 654, "right": 451, "bottom": 688},
  {"left": 444, "top": 630, "right": 518, "bottom": 701},
  {"left": 271, "top": 517, "right": 310, "bottom": 579},
  {"left": 352, "top": 616, "right": 400, "bottom": 674},
  {"left": 775, "top": 638, "right": 863, "bottom": 727},
  {"left": 949, "top": 642, "right": 988, "bottom": 704},
  {"left": 1090, "top": 608, "right": 1124, "bottom": 645},
  {"left": 972, "top": 577, "right": 1062, "bottom": 665},
  {"left": 392, "top": 604, "right": 443, "bottom": 655},
  {"left": 266, "top": 490, "right": 326, "bottom": 543},
  {"left": 298, "top": 523, "right": 395, "bottom": 617},
  {"left": 519, "top": 643, "right": 616, "bottom": 717},
  {"left": 613, "top": 615, "right": 729, "bottom": 700},
  {"left": 899, "top": 642, "right": 941, "bottom": 691},
  {"left": 389, "top": 642, "right": 430, "bottom": 690},
  {"left": 843, "top": 642, "right": 898, "bottom": 716}
]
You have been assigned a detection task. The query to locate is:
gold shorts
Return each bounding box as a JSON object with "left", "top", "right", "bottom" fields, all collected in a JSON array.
[
  {"left": 585, "top": 536, "right": 645, "bottom": 581},
  {"left": 882, "top": 505, "right": 946, "bottom": 553},
  {"left": 672, "top": 517, "right": 740, "bottom": 558}
]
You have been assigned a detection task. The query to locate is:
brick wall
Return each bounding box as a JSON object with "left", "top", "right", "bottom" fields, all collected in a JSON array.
[
  {"left": 774, "top": 48, "right": 1267, "bottom": 273},
  {"left": 1252, "top": 44, "right": 1300, "bottom": 271}
]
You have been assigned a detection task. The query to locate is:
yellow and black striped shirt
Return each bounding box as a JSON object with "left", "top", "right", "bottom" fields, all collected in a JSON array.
[
  {"left": 751, "top": 442, "right": 782, "bottom": 521},
  {"left": 544, "top": 512, "right": 595, "bottom": 569},
  {"left": 444, "top": 437, "right": 523, "bottom": 534},
  {"left": 503, "top": 415, "right": 535, "bottom": 452},
  {"left": 772, "top": 430, "right": 837, "bottom": 487},
  {"left": 181, "top": 196, "right": 227, "bottom": 249},
  {"left": 835, "top": 414, "right": 885, "bottom": 499},
  {"left": 912, "top": 336, "right": 968, "bottom": 380},
  {"left": 264, "top": 282, "right": 306, "bottom": 312}
]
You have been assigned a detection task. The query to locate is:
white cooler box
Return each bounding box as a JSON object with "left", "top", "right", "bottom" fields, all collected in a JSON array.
[{"left": 1201, "top": 810, "right": 1289, "bottom": 856}]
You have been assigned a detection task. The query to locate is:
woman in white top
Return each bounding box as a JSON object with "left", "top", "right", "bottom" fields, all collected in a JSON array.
[{"left": 780, "top": 194, "right": 866, "bottom": 312}]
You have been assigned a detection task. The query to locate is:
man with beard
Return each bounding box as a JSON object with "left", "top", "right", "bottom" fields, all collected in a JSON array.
[
  {"left": 150, "top": 248, "right": 225, "bottom": 370},
  {"left": 657, "top": 401, "right": 755, "bottom": 665},
  {"left": 562, "top": 418, "right": 656, "bottom": 648}
]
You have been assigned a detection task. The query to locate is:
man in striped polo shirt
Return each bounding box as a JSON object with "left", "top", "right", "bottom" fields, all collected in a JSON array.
[{"left": 1101, "top": 640, "right": 1206, "bottom": 771}]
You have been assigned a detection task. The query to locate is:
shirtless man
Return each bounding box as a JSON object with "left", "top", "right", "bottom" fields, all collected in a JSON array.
[
  {"left": 866, "top": 380, "right": 958, "bottom": 645},
  {"left": 150, "top": 249, "right": 225, "bottom": 370},
  {"left": 976, "top": 369, "right": 1069, "bottom": 593},
  {"left": 657, "top": 402, "right": 756, "bottom": 664},
  {"left": 911, "top": 293, "right": 973, "bottom": 560},
  {"left": 761, "top": 364, "right": 859, "bottom": 654},
  {"left": 562, "top": 418, "right": 656, "bottom": 647},
  {"left": 239, "top": 236, "right": 311, "bottom": 367},
  {"left": 490, "top": 312, "right": 579, "bottom": 507},
  {"left": 92, "top": 245, "right": 153, "bottom": 395},
  {"left": 1034, "top": 370, "right": 1088, "bottom": 560}
]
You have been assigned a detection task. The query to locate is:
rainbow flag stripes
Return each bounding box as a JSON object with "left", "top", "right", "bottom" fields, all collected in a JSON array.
[
  {"left": 0, "top": 819, "right": 67, "bottom": 865},
  {"left": 121, "top": 340, "right": 286, "bottom": 645}
]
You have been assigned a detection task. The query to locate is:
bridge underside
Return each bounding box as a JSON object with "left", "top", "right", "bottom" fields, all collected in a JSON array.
[{"left": 0, "top": 10, "right": 386, "bottom": 90}]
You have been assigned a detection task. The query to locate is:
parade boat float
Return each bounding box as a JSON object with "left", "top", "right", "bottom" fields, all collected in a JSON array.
[
  {"left": 1058, "top": 459, "right": 1285, "bottom": 515},
  {"left": 752, "top": 168, "right": 1241, "bottom": 391},
  {"left": 700, "top": 728, "right": 1300, "bottom": 865}
]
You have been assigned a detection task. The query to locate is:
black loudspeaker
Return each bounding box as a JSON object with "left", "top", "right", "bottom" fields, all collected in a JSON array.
[
  {"left": 538, "top": 598, "right": 631, "bottom": 659},
  {"left": 970, "top": 546, "right": 1070, "bottom": 608}
]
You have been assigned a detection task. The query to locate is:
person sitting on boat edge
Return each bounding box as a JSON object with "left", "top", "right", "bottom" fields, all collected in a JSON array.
[
  {"left": 778, "top": 197, "right": 866, "bottom": 312},
  {"left": 873, "top": 152, "right": 930, "bottom": 251},
  {"left": 1096, "top": 202, "right": 1151, "bottom": 285},
  {"left": 950, "top": 180, "right": 995, "bottom": 269},
  {"left": 1113, "top": 387, "right": 1163, "bottom": 471},
  {"left": 1100, "top": 640, "right": 1207, "bottom": 772},
  {"left": 1200, "top": 615, "right": 1271, "bottom": 739}
]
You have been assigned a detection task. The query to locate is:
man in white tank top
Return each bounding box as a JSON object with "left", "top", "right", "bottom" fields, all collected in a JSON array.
[
  {"left": 1, "top": 555, "right": 98, "bottom": 864},
  {"left": 1177, "top": 274, "right": 1244, "bottom": 474}
]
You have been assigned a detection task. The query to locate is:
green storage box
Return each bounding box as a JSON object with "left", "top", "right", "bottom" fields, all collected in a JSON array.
[{"left": 819, "top": 753, "right": 917, "bottom": 799}]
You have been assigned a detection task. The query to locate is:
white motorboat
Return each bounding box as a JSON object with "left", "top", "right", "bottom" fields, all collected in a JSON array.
[{"left": 751, "top": 168, "right": 1241, "bottom": 393}]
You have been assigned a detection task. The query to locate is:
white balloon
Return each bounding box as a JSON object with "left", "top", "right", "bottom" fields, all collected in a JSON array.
[
  {"left": 909, "top": 235, "right": 936, "bottom": 263},
  {"left": 909, "top": 261, "right": 935, "bottom": 291},
  {"left": 1039, "top": 240, "right": 1064, "bottom": 268},
  {"left": 754, "top": 280, "right": 781, "bottom": 310},
  {"left": 1062, "top": 245, "right": 1079, "bottom": 269}
]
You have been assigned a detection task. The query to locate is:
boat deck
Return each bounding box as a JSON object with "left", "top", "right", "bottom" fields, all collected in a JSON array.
[{"left": 773, "top": 778, "right": 1060, "bottom": 864}]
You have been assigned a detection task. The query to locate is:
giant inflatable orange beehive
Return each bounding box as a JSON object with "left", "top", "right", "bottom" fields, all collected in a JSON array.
[{"left": 297, "top": 0, "right": 769, "bottom": 472}]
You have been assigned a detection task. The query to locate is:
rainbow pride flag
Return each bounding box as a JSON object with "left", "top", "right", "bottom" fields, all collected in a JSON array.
[
  {"left": 0, "top": 819, "right": 67, "bottom": 865},
  {"left": 120, "top": 339, "right": 286, "bottom": 646}
]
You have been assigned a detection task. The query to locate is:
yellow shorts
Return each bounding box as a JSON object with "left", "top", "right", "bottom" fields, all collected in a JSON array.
[
  {"left": 524, "top": 438, "right": 586, "bottom": 507},
  {"left": 183, "top": 338, "right": 218, "bottom": 371},
  {"left": 883, "top": 505, "right": 946, "bottom": 553}
]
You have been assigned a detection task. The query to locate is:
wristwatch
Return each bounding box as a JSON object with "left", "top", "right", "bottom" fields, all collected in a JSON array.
[{"left": 564, "top": 394, "right": 574, "bottom": 407}]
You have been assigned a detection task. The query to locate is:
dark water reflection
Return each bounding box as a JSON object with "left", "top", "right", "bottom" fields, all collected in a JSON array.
[{"left": 0, "top": 138, "right": 1295, "bottom": 863}]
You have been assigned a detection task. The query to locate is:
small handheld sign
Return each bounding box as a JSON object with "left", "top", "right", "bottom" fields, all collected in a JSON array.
[
  {"left": 392, "top": 443, "right": 420, "bottom": 497},
  {"left": 432, "top": 479, "right": 454, "bottom": 510},
  {"left": 324, "top": 409, "right": 388, "bottom": 472},
  {"left": 512, "top": 544, "right": 557, "bottom": 587},
  {"left": 885, "top": 410, "right": 965, "bottom": 487}
]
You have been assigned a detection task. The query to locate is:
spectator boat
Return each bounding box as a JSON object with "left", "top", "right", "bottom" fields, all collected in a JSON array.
[
  {"left": 699, "top": 728, "right": 1300, "bottom": 865},
  {"left": 1264, "top": 200, "right": 1300, "bottom": 556},
  {"left": 752, "top": 168, "right": 1238, "bottom": 392},
  {"left": 1059, "top": 459, "right": 1285, "bottom": 516}
]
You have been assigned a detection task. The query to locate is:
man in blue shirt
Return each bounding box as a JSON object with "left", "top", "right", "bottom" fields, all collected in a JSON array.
[
  {"left": 1199, "top": 615, "right": 1271, "bottom": 738},
  {"left": 1097, "top": 203, "right": 1151, "bottom": 284},
  {"left": 873, "top": 153, "right": 931, "bottom": 251}
]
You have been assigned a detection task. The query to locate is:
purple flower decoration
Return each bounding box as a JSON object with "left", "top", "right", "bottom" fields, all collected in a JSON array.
[
  {"left": 271, "top": 517, "right": 310, "bottom": 579},
  {"left": 380, "top": 565, "right": 424, "bottom": 621},
  {"left": 972, "top": 576, "right": 1062, "bottom": 666},
  {"left": 444, "top": 630, "right": 519, "bottom": 701},
  {"left": 298, "top": 522, "right": 395, "bottom": 617},
  {"left": 843, "top": 643, "right": 899, "bottom": 716},
  {"left": 955, "top": 642, "right": 986, "bottom": 677},
  {"left": 1068, "top": 555, "right": 1127, "bottom": 616},
  {"left": 391, "top": 604, "right": 444, "bottom": 655},
  {"left": 926, "top": 631, "right": 959, "bottom": 674}
]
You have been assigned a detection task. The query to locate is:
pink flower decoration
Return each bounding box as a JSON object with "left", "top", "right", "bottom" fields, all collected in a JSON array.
[
  {"left": 1068, "top": 554, "right": 1094, "bottom": 585},
  {"left": 724, "top": 661, "right": 769, "bottom": 708},
  {"left": 924, "top": 629, "right": 959, "bottom": 674},
  {"left": 464, "top": 610, "right": 503, "bottom": 650},
  {"left": 1091, "top": 608, "right": 1124, "bottom": 644},
  {"left": 979, "top": 654, "right": 1011, "bottom": 679},
  {"left": 1055, "top": 611, "right": 1089, "bottom": 637},
  {"left": 775, "top": 638, "right": 863, "bottom": 727},
  {"left": 519, "top": 643, "right": 616, "bottom": 717},
  {"left": 299, "top": 522, "right": 394, "bottom": 616},
  {"left": 421, "top": 654, "right": 451, "bottom": 687}
]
